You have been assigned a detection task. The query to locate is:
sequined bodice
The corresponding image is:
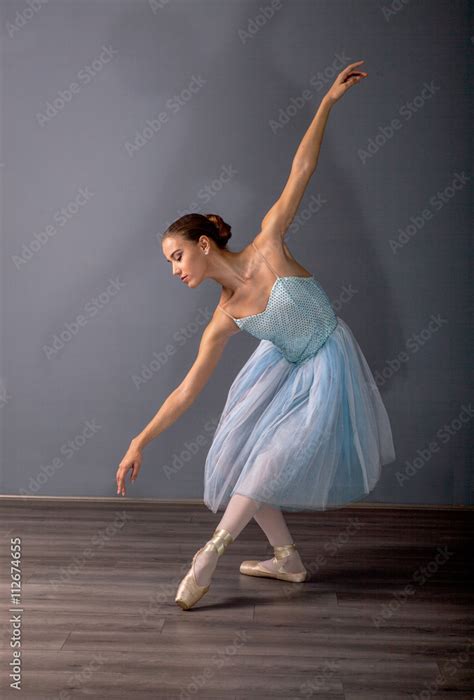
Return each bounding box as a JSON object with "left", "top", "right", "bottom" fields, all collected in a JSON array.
[{"left": 219, "top": 241, "right": 338, "bottom": 366}]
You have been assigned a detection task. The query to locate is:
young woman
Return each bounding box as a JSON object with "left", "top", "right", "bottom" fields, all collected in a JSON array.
[{"left": 115, "top": 61, "right": 396, "bottom": 610}]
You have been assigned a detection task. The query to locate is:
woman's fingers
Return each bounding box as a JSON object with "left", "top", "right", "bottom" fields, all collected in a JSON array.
[
  {"left": 342, "top": 72, "right": 368, "bottom": 91},
  {"left": 116, "top": 466, "right": 128, "bottom": 495},
  {"left": 116, "top": 462, "right": 140, "bottom": 495},
  {"left": 325, "top": 62, "right": 367, "bottom": 104},
  {"left": 341, "top": 60, "right": 365, "bottom": 78},
  {"left": 339, "top": 62, "right": 367, "bottom": 87}
]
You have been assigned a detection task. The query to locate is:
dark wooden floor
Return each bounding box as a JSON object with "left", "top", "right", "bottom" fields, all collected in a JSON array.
[{"left": 0, "top": 498, "right": 473, "bottom": 699}]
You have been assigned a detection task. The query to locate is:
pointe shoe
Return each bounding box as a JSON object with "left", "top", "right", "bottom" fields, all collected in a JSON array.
[
  {"left": 175, "top": 528, "right": 234, "bottom": 610},
  {"left": 239, "top": 543, "right": 308, "bottom": 583}
]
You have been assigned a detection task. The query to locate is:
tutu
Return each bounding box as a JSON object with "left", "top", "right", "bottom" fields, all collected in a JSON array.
[{"left": 203, "top": 240, "right": 396, "bottom": 513}]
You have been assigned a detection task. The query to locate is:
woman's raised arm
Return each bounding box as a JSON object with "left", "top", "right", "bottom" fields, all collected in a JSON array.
[{"left": 260, "top": 60, "right": 368, "bottom": 238}]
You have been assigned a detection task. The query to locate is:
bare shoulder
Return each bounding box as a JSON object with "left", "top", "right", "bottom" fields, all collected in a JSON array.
[{"left": 211, "top": 301, "right": 241, "bottom": 337}]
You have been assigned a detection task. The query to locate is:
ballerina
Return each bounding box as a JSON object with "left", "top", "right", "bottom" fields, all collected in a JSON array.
[{"left": 115, "top": 60, "right": 396, "bottom": 611}]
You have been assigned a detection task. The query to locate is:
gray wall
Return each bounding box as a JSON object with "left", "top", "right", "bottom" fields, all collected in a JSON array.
[{"left": 0, "top": 0, "right": 472, "bottom": 505}]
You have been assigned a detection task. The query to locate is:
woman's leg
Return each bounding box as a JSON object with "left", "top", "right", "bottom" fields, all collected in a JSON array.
[
  {"left": 252, "top": 504, "right": 306, "bottom": 574},
  {"left": 216, "top": 493, "right": 263, "bottom": 539},
  {"left": 193, "top": 494, "right": 262, "bottom": 586},
  {"left": 253, "top": 503, "right": 294, "bottom": 545}
]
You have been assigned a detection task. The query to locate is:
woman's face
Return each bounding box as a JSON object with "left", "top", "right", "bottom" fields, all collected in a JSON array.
[{"left": 162, "top": 236, "right": 206, "bottom": 287}]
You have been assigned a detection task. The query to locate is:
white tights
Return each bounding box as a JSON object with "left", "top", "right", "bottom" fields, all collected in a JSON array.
[{"left": 193, "top": 495, "right": 305, "bottom": 586}]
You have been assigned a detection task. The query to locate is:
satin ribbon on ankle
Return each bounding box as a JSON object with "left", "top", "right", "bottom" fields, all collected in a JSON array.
[
  {"left": 202, "top": 528, "right": 234, "bottom": 556},
  {"left": 273, "top": 543, "right": 297, "bottom": 560}
]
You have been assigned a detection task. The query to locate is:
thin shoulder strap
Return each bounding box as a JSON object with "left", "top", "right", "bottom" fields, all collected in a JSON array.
[
  {"left": 218, "top": 304, "right": 238, "bottom": 323},
  {"left": 252, "top": 240, "right": 280, "bottom": 280}
]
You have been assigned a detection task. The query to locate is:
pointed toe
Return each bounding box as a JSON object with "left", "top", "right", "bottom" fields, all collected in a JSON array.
[
  {"left": 175, "top": 528, "right": 234, "bottom": 610},
  {"left": 239, "top": 544, "right": 308, "bottom": 583},
  {"left": 175, "top": 547, "right": 210, "bottom": 610},
  {"left": 175, "top": 581, "right": 209, "bottom": 610},
  {"left": 239, "top": 559, "right": 261, "bottom": 575}
]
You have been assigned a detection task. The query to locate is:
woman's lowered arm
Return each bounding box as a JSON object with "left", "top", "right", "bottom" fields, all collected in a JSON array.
[{"left": 115, "top": 315, "right": 232, "bottom": 495}]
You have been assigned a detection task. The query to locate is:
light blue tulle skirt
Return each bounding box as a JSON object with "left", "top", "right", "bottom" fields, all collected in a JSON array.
[{"left": 203, "top": 316, "right": 396, "bottom": 513}]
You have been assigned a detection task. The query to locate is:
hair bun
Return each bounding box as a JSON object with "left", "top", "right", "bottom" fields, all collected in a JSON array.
[{"left": 206, "top": 213, "right": 232, "bottom": 242}]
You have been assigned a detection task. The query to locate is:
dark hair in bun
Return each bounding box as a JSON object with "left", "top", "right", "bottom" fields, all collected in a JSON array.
[{"left": 161, "top": 213, "right": 232, "bottom": 250}]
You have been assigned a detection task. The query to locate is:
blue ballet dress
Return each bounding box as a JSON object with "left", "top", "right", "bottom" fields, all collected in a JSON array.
[{"left": 203, "top": 241, "right": 396, "bottom": 513}]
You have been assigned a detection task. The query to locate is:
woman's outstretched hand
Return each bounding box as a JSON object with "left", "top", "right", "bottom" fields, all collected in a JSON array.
[
  {"left": 324, "top": 60, "right": 368, "bottom": 105},
  {"left": 116, "top": 439, "right": 143, "bottom": 496}
]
